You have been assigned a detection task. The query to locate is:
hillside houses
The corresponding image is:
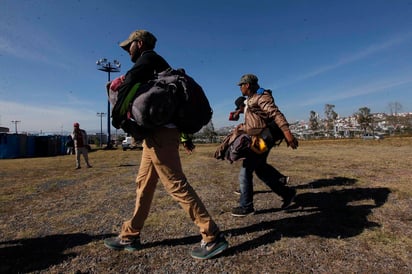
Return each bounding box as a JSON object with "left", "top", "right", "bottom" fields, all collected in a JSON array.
[{"left": 290, "top": 112, "right": 412, "bottom": 139}]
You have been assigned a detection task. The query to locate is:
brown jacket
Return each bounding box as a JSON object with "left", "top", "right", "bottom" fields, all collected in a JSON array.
[{"left": 244, "top": 90, "right": 290, "bottom": 136}]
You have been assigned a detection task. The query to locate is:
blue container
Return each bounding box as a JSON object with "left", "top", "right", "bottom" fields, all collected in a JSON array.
[
  {"left": 19, "top": 134, "right": 27, "bottom": 157},
  {"left": 35, "top": 136, "right": 49, "bottom": 157},
  {"left": 0, "top": 134, "right": 20, "bottom": 159},
  {"left": 59, "top": 135, "right": 69, "bottom": 155},
  {"left": 26, "top": 136, "right": 36, "bottom": 157}
]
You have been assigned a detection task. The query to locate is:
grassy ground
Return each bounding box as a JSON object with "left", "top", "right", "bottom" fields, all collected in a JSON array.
[{"left": 0, "top": 137, "right": 411, "bottom": 273}]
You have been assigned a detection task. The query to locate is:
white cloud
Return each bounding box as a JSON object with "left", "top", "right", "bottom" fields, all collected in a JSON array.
[
  {"left": 290, "top": 32, "right": 412, "bottom": 84},
  {"left": 297, "top": 76, "right": 412, "bottom": 107}
]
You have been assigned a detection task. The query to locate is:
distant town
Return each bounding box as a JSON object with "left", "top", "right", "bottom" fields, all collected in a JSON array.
[
  {"left": 212, "top": 110, "right": 412, "bottom": 142},
  {"left": 1, "top": 110, "right": 411, "bottom": 145}
]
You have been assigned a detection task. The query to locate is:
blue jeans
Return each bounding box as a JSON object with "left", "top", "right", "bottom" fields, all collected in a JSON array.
[{"left": 239, "top": 149, "right": 290, "bottom": 208}]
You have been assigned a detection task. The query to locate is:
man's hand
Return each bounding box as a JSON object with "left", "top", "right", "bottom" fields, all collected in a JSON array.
[
  {"left": 283, "top": 130, "right": 299, "bottom": 149},
  {"left": 182, "top": 140, "right": 196, "bottom": 154}
]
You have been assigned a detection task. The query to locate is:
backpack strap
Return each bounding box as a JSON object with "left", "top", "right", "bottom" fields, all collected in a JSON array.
[
  {"left": 256, "top": 88, "right": 265, "bottom": 95},
  {"left": 120, "top": 83, "right": 141, "bottom": 116}
]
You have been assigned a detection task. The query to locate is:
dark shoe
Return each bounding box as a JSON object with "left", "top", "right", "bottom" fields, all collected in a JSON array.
[
  {"left": 231, "top": 206, "right": 255, "bottom": 217},
  {"left": 279, "top": 176, "right": 290, "bottom": 185},
  {"left": 190, "top": 233, "right": 228, "bottom": 260},
  {"left": 281, "top": 188, "right": 296, "bottom": 209},
  {"left": 87, "top": 165, "right": 92, "bottom": 168},
  {"left": 75, "top": 166, "right": 81, "bottom": 169},
  {"left": 104, "top": 236, "right": 141, "bottom": 251},
  {"left": 233, "top": 189, "right": 241, "bottom": 195}
]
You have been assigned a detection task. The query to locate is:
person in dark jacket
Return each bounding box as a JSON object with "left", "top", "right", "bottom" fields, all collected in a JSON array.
[
  {"left": 103, "top": 30, "right": 228, "bottom": 260},
  {"left": 65, "top": 135, "right": 74, "bottom": 155},
  {"left": 231, "top": 74, "right": 298, "bottom": 217},
  {"left": 71, "top": 122, "right": 92, "bottom": 169}
]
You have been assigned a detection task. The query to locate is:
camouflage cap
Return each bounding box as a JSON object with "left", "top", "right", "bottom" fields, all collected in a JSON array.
[
  {"left": 119, "top": 30, "right": 157, "bottom": 51},
  {"left": 237, "top": 74, "right": 259, "bottom": 86}
]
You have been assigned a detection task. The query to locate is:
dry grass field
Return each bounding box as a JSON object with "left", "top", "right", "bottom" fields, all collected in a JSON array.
[{"left": 1, "top": 137, "right": 411, "bottom": 273}]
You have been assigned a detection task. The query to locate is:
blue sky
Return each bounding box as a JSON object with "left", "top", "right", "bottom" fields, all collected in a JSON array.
[{"left": 1, "top": 0, "right": 411, "bottom": 134}]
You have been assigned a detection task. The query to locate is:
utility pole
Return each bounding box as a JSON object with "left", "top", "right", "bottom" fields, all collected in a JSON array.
[
  {"left": 11, "top": 120, "right": 21, "bottom": 134},
  {"left": 96, "top": 112, "right": 106, "bottom": 147},
  {"left": 96, "top": 58, "right": 121, "bottom": 149}
]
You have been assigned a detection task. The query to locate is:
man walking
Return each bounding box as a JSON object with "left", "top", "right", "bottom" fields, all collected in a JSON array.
[
  {"left": 103, "top": 30, "right": 228, "bottom": 260},
  {"left": 231, "top": 74, "right": 298, "bottom": 217}
]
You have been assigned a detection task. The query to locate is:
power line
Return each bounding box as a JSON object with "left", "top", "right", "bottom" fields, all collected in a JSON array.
[{"left": 11, "top": 120, "right": 21, "bottom": 134}]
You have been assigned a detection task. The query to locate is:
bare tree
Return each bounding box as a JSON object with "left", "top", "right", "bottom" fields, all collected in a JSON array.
[
  {"left": 324, "top": 104, "right": 338, "bottom": 132},
  {"left": 355, "top": 107, "right": 372, "bottom": 133},
  {"left": 387, "top": 102, "right": 403, "bottom": 131},
  {"left": 202, "top": 120, "right": 217, "bottom": 143},
  {"left": 309, "top": 110, "right": 320, "bottom": 131},
  {"left": 388, "top": 102, "right": 402, "bottom": 116}
]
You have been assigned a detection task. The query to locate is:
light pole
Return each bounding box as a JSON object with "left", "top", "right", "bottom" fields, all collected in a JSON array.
[
  {"left": 11, "top": 120, "right": 21, "bottom": 134},
  {"left": 96, "top": 58, "right": 121, "bottom": 149},
  {"left": 96, "top": 112, "right": 106, "bottom": 147}
]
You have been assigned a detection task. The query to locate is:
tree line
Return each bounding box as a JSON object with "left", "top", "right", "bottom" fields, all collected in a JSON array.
[{"left": 308, "top": 101, "right": 411, "bottom": 134}]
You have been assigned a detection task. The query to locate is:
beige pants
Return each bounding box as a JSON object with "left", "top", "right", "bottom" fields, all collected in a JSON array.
[
  {"left": 75, "top": 147, "right": 90, "bottom": 168},
  {"left": 120, "top": 127, "right": 219, "bottom": 243}
]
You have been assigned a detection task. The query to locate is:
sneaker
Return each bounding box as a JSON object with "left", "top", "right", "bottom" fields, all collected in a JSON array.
[
  {"left": 104, "top": 236, "right": 141, "bottom": 251},
  {"left": 233, "top": 189, "right": 241, "bottom": 195},
  {"left": 231, "top": 206, "right": 255, "bottom": 217},
  {"left": 190, "top": 233, "right": 228, "bottom": 260},
  {"left": 279, "top": 176, "right": 290, "bottom": 185},
  {"left": 281, "top": 188, "right": 296, "bottom": 209}
]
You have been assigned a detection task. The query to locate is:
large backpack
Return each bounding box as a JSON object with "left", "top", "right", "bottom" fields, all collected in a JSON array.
[
  {"left": 110, "top": 68, "right": 213, "bottom": 136},
  {"left": 169, "top": 69, "right": 213, "bottom": 134}
]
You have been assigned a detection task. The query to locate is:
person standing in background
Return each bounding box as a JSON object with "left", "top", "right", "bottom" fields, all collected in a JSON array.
[
  {"left": 65, "top": 135, "right": 74, "bottom": 155},
  {"left": 72, "top": 122, "right": 92, "bottom": 169}
]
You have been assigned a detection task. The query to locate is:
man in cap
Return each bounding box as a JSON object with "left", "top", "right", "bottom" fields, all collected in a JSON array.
[
  {"left": 104, "top": 30, "right": 228, "bottom": 260},
  {"left": 231, "top": 74, "right": 298, "bottom": 217},
  {"left": 71, "top": 122, "right": 92, "bottom": 169}
]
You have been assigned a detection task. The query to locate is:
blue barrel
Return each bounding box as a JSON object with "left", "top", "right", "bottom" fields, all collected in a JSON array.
[
  {"left": 26, "top": 135, "right": 36, "bottom": 157},
  {"left": 0, "top": 134, "right": 20, "bottom": 159}
]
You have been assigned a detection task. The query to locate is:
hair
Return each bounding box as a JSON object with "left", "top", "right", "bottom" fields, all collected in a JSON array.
[
  {"left": 139, "top": 30, "right": 157, "bottom": 49},
  {"left": 250, "top": 82, "right": 260, "bottom": 91}
]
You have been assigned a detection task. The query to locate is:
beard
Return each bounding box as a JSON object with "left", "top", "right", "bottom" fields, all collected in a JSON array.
[{"left": 130, "top": 47, "right": 141, "bottom": 63}]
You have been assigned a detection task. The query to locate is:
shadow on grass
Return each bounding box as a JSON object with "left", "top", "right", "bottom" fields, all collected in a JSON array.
[
  {"left": 249, "top": 176, "right": 357, "bottom": 196},
  {"left": 295, "top": 176, "right": 358, "bottom": 189},
  {"left": 0, "top": 233, "right": 115, "bottom": 273},
  {"left": 114, "top": 177, "right": 391, "bottom": 259},
  {"left": 0, "top": 177, "right": 391, "bottom": 266},
  {"left": 219, "top": 177, "right": 390, "bottom": 257}
]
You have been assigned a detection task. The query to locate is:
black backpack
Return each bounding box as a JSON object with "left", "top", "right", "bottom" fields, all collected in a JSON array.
[
  {"left": 110, "top": 68, "right": 213, "bottom": 136},
  {"left": 169, "top": 69, "right": 213, "bottom": 134}
]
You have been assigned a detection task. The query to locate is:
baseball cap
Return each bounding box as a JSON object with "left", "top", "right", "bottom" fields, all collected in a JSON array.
[
  {"left": 237, "top": 74, "right": 258, "bottom": 86},
  {"left": 235, "top": 96, "right": 246, "bottom": 110},
  {"left": 119, "top": 30, "right": 157, "bottom": 51}
]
